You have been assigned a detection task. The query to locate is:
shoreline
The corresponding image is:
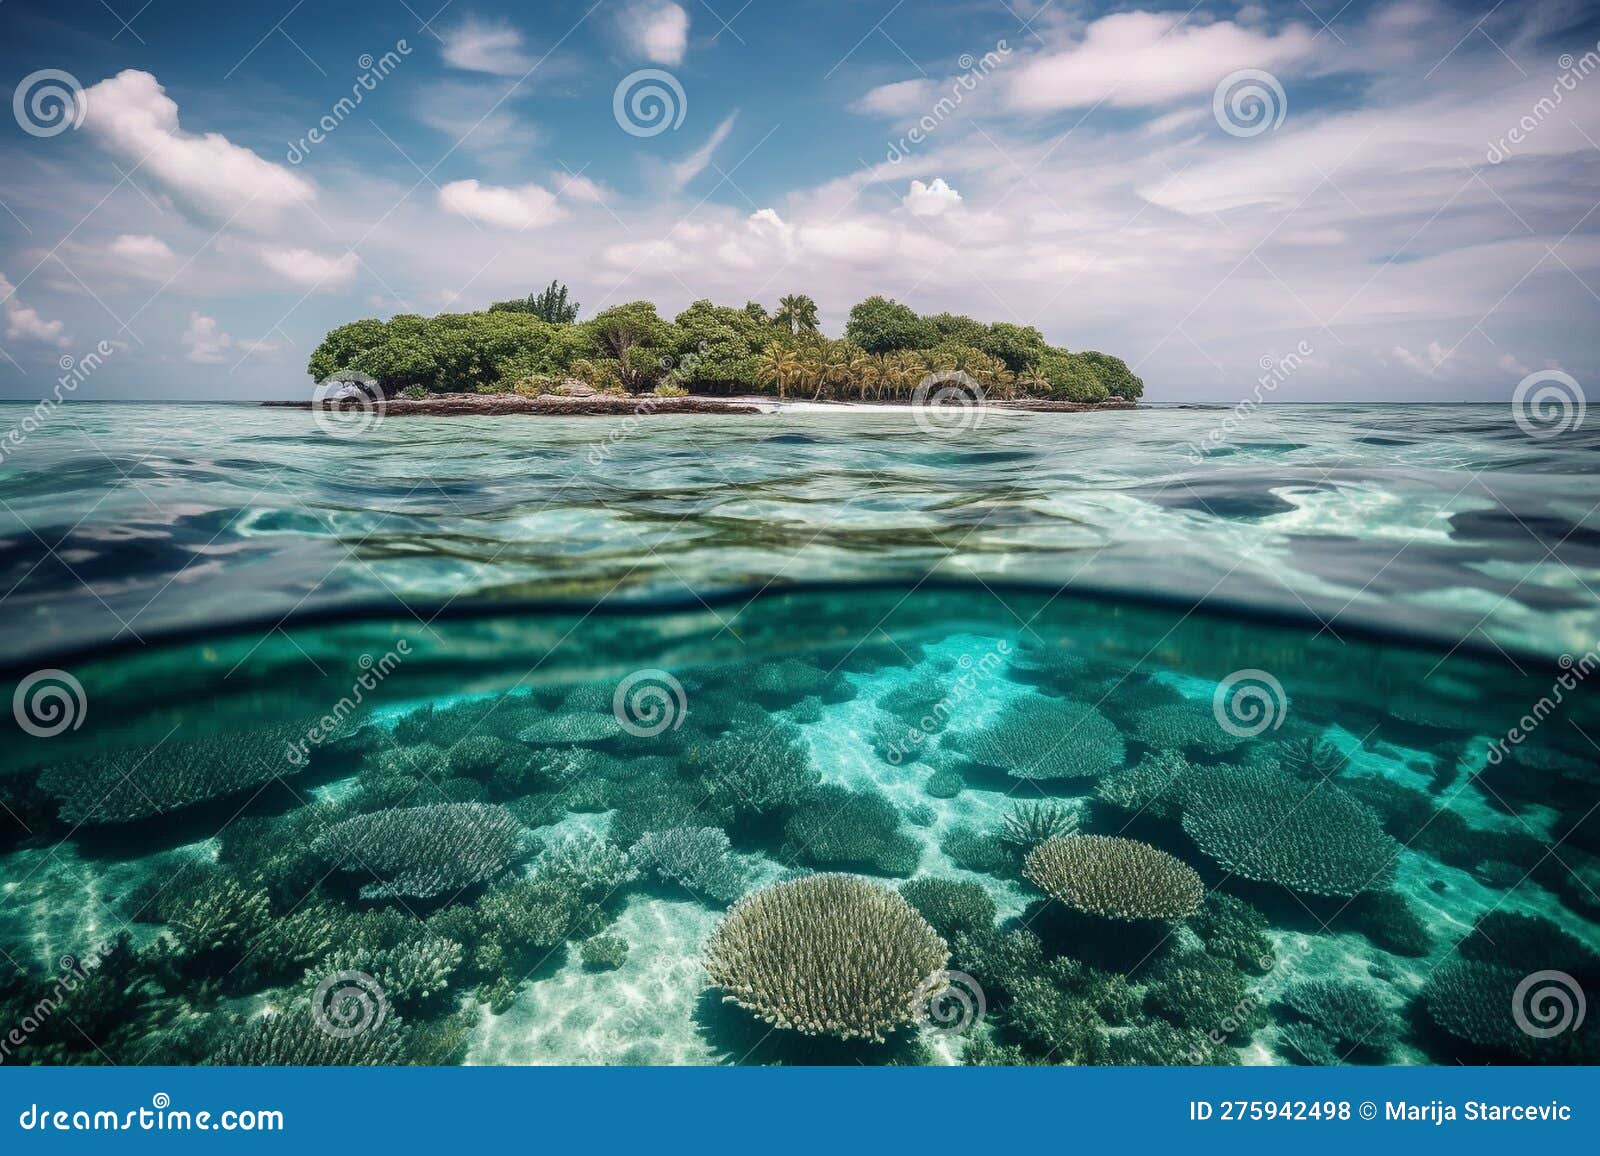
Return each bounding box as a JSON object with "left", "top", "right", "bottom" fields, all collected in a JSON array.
[{"left": 262, "top": 393, "right": 1140, "bottom": 418}]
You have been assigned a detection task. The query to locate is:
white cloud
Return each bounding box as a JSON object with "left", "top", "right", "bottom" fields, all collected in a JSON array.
[
  {"left": 853, "top": 79, "right": 938, "bottom": 118},
  {"left": 441, "top": 18, "right": 534, "bottom": 75},
  {"left": 554, "top": 173, "right": 617, "bottom": 205},
  {"left": 182, "top": 313, "right": 232, "bottom": 364},
  {"left": 904, "top": 178, "right": 962, "bottom": 217},
  {"left": 255, "top": 245, "right": 358, "bottom": 289},
  {"left": 669, "top": 113, "right": 737, "bottom": 189},
  {"left": 79, "top": 70, "right": 314, "bottom": 230},
  {"left": 108, "top": 234, "right": 178, "bottom": 278},
  {"left": 438, "top": 179, "right": 565, "bottom": 230},
  {"left": 618, "top": 1, "right": 690, "bottom": 66},
  {"left": 1006, "top": 12, "right": 1315, "bottom": 111},
  {"left": 0, "top": 273, "right": 69, "bottom": 346}
]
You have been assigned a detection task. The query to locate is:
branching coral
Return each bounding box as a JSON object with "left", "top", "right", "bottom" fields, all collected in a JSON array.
[
  {"left": 39, "top": 720, "right": 320, "bottom": 825},
  {"left": 941, "top": 824, "right": 1011, "bottom": 877},
  {"left": 1145, "top": 954, "right": 1261, "bottom": 1042},
  {"left": 1278, "top": 736, "right": 1353, "bottom": 778},
  {"left": 783, "top": 784, "right": 922, "bottom": 877},
  {"left": 1095, "top": 749, "right": 1192, "bottom": 819},
  {"left": 690, "top": 721, "right": 820, "bottom": 821},
  {"left": 951, "top": 697, "right": 1125, "bottom": 781},
  {"left": 898, "top": 877, "right": 997, "bottom": 942},
  {"left": 924, "top": 768, "right": 963, "bottom": 798},
  {"left": 999, "top": 801, "right": 1079, "bottom": 848},
  {"left": 1127, "top": 702, "right": 1242, "bottom": 756},
  {"left": 703, "top": 873, "right": 949, "bottom": 1042},
  {"left": 1277, "top": 1021, "right": 1340, "bottom": 1066},
  {"left": 1180, "top": 764, "right": 1397, "bottom": 897},
  {"left": 1279, "top": 978, "right": 1396, "bottom": 1056},
  {"left": 580, "top": 935, "right": 628, "bottom": 970},
  {"left": 1187, "top": 893, "right": 1275, "bottom": 975},
  {"left": 630, "top": 826, "right": 750, "bottom": 904},
  {"left": 534, "top": 834, "right": 636, "bottom": 899},
  {"left": 304, "top": 938, "right": 464, "bottom": 1010},
  {"left": 1024, "top": 834, "right": 1204, "bottom": 920},
  {"left": 208, "top": 1004, "right": 411, "bottom": 1065},
  {"left": 312, "top": 802, "right": 529, "bottom": 899}
]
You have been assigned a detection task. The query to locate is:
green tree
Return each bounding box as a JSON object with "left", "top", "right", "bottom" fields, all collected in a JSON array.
[
  {"left": 489, "top": 280, "right": 581, "bottom": 323},
  {"left": 773, "top": 294, "right": 820, "bottom": 337},
  {"left": 1037, "top": 350, "right": 1110, "bottom": 402},
  {"left": 844, "top": 295, "right": 933, "bottom": 354},
  {"left": 981, "top": 322, "right": 1048, "bottom": 374},
  {"left": 1076, "top": 350, "right": 1143, "bottom": 400},
  {"left": 925, "top": 312, "right": 987, "bottom": 347},
  {"left": 584, "top": 302, "right": 673, "bottom": 391}
]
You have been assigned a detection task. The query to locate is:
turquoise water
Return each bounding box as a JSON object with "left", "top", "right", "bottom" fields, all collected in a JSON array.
[{"left": 1, "top": 403, "right": 1597, "bottom": 1065}]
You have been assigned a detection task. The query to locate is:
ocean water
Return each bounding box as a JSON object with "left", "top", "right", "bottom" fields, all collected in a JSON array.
[{"left": 1, "top": 402, "right": 1597, "bottom": 1066}]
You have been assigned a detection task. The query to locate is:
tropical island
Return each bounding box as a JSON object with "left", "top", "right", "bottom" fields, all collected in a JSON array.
[{"left": 293, "top": 282, "right": 1143, "bottom": 413}]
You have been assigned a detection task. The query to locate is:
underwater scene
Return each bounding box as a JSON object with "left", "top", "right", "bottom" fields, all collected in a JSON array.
[
  {"left": 2, "top": 585, "right": 1598, "bottom": 1067},
  {"left": 1, "top": 404, "right": 1598, "bottom": 1067}
]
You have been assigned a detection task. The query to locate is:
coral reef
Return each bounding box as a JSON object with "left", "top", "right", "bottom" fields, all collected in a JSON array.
[
  {"left": 703, "top": 874, "right": 949, "bottom": 1042},
  {"left": 580, "top": 935, "right": 629, "bottom": 970},
  {"left": 951, "top": 697, "right": 1125, "bottom": 781},
  {"left": 313, "top": 802, "right": 529, "bottom": 899},
  {"left": 1127, "top": 702, "right": 1243, "bottom": 757},
  {"left": 923, "top": 767, "right": 963, "bottom": 798},
  {"left": 1024, "top": 835, "right": 1204, "bottom": 920},
  {"left": 534, "top": 834, "right": 637, "bottom": 900},
  {"left": 1279, "top": 978, "right": 1395, "bottom": 1058},
  {"left": 208, "top": 1005, "right": 411, "bottom": 1065},
  {"left": 783, "top": 784, "right": 921, "bottom": 876},
  {"left": 38, "top": 720, "right": 320, "bottom": 825},
  {"left": 304, "top": 938, "right": 464, "bottom": 1011},
  {"left": 1181, "top": 764, "right": 1397, "bottom": 897},
  {"left": 630, "top": 826, "right": 750, "bottom": 904},
  {"left": 941, "top": 824, "right": 1013, "bottom": 877},
  {"left": 690, "top": 721, "right": 820, "bottom": 822},
  {"left": 999, "top": 801, "right": 1079, "bottom": 848},
  {"left": 897, "top": 877, "right": 997, "bottom": 942},
  {"left": 1095, "top": 750, "right": 1191, "bottom": 818},
  {"left": 1187, "top": 893, "right": 1275, "bottom": 975}
]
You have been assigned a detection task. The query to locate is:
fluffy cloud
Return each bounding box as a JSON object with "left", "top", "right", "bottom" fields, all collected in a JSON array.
[
  {"left": 0, "top": 273, "right": 68, "bottom": 346},
  {"left": 181, "top": 313, "right": 231, "bottom": 363},
  {"left": 255, "top": 246, "right": 358, "bottom": 290},
  {"left": 440, "top": 18, "right": 534, "bottom": 75},
  {"left": 1006, "top": 12, "right": 1315, "bottom": 111},
  {"left": 438, "top": 180, "right": 564, "bottom": 230},
  {"left": 79, "top": 70, "right": 314, "bottom": 230},
  {"left": 853, "top": 79, "right": 937, "bottom": 118},
  {"left": 618, "top": 1, "right": 690, "bottom": 65},
  {"left": 903, "top": 178, "right": 962, "bottom": 217},
  {"left": 109, "top": 234, "right": 177, "bottom": 265}
]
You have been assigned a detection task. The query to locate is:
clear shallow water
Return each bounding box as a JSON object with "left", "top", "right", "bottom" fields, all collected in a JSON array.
[
  {"left": 1, "top": 402, "right": 1597, "bottom": 661},
  {"left": 0, "top": 405, "right": 1597, "bottom": 1067}
]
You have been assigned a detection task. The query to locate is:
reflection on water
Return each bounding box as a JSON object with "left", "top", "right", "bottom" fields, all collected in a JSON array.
[{"left": 2, "top": 586, "right": 1596, "bottom": 1065}]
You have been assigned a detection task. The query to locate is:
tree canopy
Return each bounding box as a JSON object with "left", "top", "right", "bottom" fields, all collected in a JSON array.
[{"left": 307, "top": 290, "right": 1142, "bottom": 403}]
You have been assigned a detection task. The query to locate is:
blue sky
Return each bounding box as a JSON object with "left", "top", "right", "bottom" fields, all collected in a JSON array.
[{"left": 0, "top": 0, "right": 1597, "bottom": 400}]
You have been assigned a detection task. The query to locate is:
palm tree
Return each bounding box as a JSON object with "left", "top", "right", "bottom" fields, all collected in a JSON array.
[
  {"left": 844, "top": 346, "right": 873, "bottom": 400},
  {"left": 756, "top": 345, "right": 802, "bottom": 398},
  {"left": 774, "top": 294, "right": 820, "bottom": 337}
]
